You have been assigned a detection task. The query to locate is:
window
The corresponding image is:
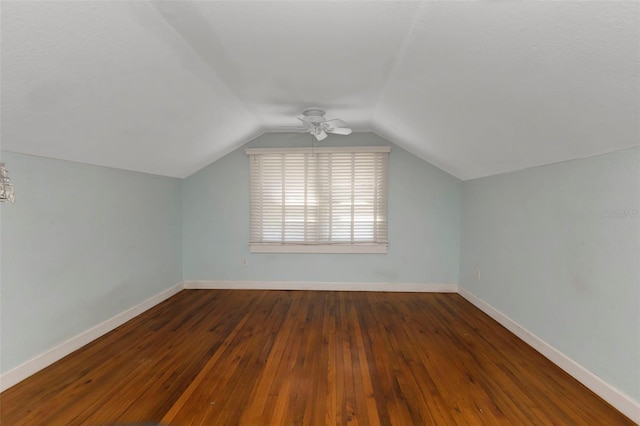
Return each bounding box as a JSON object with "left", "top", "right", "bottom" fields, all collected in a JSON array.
[{"left": 246, "top": 146, "right": 390, "bottom": 253}]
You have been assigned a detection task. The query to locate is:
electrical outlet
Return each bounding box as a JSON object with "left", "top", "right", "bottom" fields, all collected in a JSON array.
[
  {"left": 476, "top": 269, "right": 481, "bottom": 280},
  {"left": 241, "top": 258, "right": 248, "bottom": 267}
]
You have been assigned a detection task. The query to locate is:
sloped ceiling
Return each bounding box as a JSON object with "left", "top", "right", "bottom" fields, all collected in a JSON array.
[{"left": 1, "top": 1, "right": 638, "bottom": 179}]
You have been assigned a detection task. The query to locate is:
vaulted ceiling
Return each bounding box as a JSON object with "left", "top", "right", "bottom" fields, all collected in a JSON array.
[{"left": 2, "top": 1, "right": 638, "bottom": 179}]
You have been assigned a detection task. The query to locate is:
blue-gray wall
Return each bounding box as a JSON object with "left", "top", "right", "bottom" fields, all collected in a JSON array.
[
  {"left": 3, "top": 138, "right": 637, "bottom": 405},
  {"left": 182, "top": 133, "right": 462, "bottom": 284},
  {"left": 460, "top": 147, "right": 640, "bottom": 400},
  {"left": 0, "top": 152, "right": 182, "bottom": 373}
]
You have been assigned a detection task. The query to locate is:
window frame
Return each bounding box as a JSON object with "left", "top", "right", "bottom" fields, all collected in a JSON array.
[{"left": 246, "top": 146, "right": 390, "bottom": 254}]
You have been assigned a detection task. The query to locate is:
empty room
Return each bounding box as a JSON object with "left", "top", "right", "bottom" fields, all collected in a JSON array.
[{"left": 0, "top": 1, "right": 638, "bottom": 425}]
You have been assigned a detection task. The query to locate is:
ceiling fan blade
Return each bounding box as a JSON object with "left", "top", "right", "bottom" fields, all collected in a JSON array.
[
  {"left": 327, "top": 127, "right": 352, "bottom": 135},
  {"left": 325, "top": 119, "right": 346, "bottom": 128},
  {"left": 272, "top": 126, "right": 310, "bottom": 132},
  {"left": 315, "top": 130, "right": 328, "bottom": 141}
]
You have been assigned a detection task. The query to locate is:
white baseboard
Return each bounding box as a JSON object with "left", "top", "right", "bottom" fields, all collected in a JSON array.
[
  {"left": 458, "top": 287, "right": 640, "bottom": 424},
  {"left": 0, "top": 282, "right": 184, "bottom": 392},
  {"left": 183, "top": 280, "right": 459, "bottom": 293}
]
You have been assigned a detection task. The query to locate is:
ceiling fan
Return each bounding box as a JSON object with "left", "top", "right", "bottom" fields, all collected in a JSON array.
[{"left": 286, "top": 109, "right": 352, "bottom": 141}]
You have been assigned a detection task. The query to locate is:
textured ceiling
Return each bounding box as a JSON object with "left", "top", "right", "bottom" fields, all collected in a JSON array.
[{"left": 1, "top": 1, "right": 638, "bottom": 179}]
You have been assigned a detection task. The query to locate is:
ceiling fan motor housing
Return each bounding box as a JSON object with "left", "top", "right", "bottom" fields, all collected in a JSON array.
[{"left": 302, "top": 109, "right": 326, "bottom": 123}]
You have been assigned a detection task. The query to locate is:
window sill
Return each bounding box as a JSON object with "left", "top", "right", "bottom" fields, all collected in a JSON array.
[{"left": 250, "top": 244, "right": 388, "bottom": 254}]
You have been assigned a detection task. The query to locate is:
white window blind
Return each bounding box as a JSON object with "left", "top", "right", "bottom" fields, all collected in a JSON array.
[{"left": 246, "top": 146, "right": 390, "bottom": 253}]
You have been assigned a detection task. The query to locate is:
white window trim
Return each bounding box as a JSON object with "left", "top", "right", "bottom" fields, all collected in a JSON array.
[
  {"left": 247, "top": 146, "right": 390, "bottom": 254},
  {"left": 245, "top": 146, "right": 391, "bottom": 155},
  {"left": 250, "top": 243, "right": 388, "bottom": 254}
]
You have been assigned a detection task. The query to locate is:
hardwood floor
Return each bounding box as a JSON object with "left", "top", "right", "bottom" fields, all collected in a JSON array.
[{"left": 1, "top": 290, "right": 633, "bottom": 425}]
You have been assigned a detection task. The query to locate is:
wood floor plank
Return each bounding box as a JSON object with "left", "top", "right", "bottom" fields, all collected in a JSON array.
[{"left": 1, "top": 290, "right": 634, "bottom": 425}]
